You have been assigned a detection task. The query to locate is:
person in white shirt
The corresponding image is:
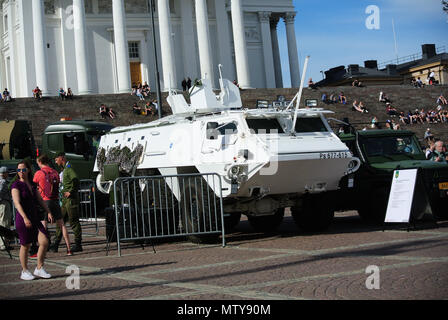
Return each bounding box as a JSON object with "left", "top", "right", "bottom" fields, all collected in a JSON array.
[{"left": 429, "top": 71, "right": 436, "bottom": 84}]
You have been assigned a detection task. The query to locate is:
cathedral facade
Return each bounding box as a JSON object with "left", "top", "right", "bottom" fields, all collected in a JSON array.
[{"left": 0, "top": 0, "right": 300, "bottom": 97}]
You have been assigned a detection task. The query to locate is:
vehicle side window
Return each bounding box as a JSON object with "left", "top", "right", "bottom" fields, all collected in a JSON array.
[
  {"left": 295, "top": 117, "right": 328, "bottom": 133},
  {"left": 206, "top": 122, "right": 238, "bottom": 140},
  {"left": 64, "top": 133, "right": 89, "bottom": 156},
  {"left": 47, "top": 134, "right": 60, "bottom": 151},
  {"left": 246, "top": 118, "right": 285, "bottom": 134},
  {"left": 218, "top": 122, "right": 238, "bottom": 135}
]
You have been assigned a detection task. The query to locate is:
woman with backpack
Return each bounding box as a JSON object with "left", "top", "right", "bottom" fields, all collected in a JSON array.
[{"left": 33, "top": 155, "right": 72, "bottom": 256}]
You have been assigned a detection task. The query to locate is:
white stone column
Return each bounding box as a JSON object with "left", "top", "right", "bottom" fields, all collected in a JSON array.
[
  {"left": 16, "top": 0, "right": 36, "bottom": 97},
  {"left": 73, "top": 0, "right": 91, "bottom": 94},
  {"left": 140, "top": 31, "right": 150, "bottom": 84},
  {"left": 270, "top": 17, "right": 283, "bottom": 88},
  {"left": 258, "top": 11, "right": 275, "bottom": 88},
  {"left": 112, "top": 0, "right": 131, "bottom": 93},
  {"left": 6, "top": 0, "right": 17, "bottom": 97},
  {"left": 158, "top": 0, "right": 177, "bottom": 90},
  {"left": 284, "top": 12, "right": 300, "bottom": 88},
  {"left": 32, "top": 0, "right": 50, "bottom": 96},
  {"left": 214, "top": 0, "right": 234, "bottom": 81},
  {"left": 180, "top": 0, "right": 198, "bottom": 80},
  {"left": 195, "top": 0, "right": 214, "bottom": 86},
  {"left": 230, "top": 0, "right": 251, "bottom": 88},
  {"left": 0, "top": 10, "right": 5, "bottom": 92}
]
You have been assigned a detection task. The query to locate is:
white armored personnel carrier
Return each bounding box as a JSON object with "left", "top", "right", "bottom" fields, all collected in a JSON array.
[{"left": 94, "top": 66, "right": 360, "bottom": 233}]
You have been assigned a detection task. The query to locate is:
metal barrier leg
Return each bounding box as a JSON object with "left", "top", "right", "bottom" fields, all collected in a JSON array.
[
  {"left": 105, "top": 224, "right": 116, "bottom": 256},
  {"left": 0, "top": 235, "right": 13, "bottom": 259}
]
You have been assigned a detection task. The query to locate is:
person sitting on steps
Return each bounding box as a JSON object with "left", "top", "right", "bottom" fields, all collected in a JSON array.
[{"left": 33, "top": 87, "right": 42, "bottom": 100}]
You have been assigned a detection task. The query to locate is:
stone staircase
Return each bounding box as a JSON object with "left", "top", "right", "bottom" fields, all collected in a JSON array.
[{"left": 1, "top": 84, "right": 447, "bottom": 147}]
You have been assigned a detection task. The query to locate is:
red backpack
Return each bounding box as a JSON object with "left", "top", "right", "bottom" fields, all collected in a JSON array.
[{"left": 41, "top": 167, "right": 60, "bottom": 199}]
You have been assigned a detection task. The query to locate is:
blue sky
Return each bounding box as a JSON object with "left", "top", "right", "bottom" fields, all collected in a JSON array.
[{"left": 276, "top": 0, "right": 448, "bottom": 87}]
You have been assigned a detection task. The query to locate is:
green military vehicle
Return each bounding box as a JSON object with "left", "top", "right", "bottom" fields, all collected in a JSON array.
[
  {"left": 42, "top": 119, "right": 114, "bottom": 179},
  {"left": 0, "top": 120, "right": 36, "bottom": 173},
  {"left": 332, "top": 129, "right": 448, "bottom": 223},
  {"left": 1, "top": 119, "right": 114, "bottom": 216},
  {"left": 42, "top": 120, "right": 115, "bottom": 217},
  {"left": 1, "top": 119, "right": 114, "bottom": 179}
]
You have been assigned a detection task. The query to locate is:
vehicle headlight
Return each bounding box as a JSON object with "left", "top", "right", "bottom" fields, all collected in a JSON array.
[
  {"left": 346, "top": 158, "right": 361, "bottom": 174},
  {"left": 228, "top": 165, "right": 241, "bottom": 180},
  {"left": 227, "top": 165, "right": 248, "bottom": 183}
]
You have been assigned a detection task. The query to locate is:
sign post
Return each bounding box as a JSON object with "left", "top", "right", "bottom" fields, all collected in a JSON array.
[
  {"left": 384, "top": 169, "right": 435, "bottom": 231},
  {"left": 384, "top": 169, "right": 418, "bottom": 224}
]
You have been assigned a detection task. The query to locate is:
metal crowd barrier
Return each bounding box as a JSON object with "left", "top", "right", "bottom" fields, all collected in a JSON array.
[
  {"left": 77, "top": 179, "right": 98, "bottom": 235},
  {"left": 111, "top": 173, "right": 225, "bottom": 256}
]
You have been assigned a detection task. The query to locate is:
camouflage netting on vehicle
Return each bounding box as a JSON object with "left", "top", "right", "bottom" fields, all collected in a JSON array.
[{"left": 96, "top": 144, "right": 144, "bottom": 175}]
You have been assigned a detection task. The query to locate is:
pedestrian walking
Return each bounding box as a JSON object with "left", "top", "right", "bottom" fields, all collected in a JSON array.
[
  {"left": 11, "top": 161, "right": 52, "bottom": 280},
  {"left": 33, "top": 155, "right": 72, "bottom": 255}
]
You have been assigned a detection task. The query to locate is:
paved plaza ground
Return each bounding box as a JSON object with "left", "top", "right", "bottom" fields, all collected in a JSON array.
[{"left": 1, "top": 210, "right": 447, "bottom": 303}]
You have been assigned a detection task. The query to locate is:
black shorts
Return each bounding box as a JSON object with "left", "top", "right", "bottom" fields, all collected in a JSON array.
[{"left": 44, "top": 200, "right": 63, "bottom": 221}]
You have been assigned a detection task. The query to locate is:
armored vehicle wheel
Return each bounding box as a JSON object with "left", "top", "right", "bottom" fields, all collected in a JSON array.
[
  {"left": 357, "top": 187, "right": 389, "bottom": 224},
  {"left": 180, "top": 179, "right": 221, "bottom": 244},
  {"left": 248, "top": 208, "right": 284, "bottom": 232},
  {"left": 224, "top": 213, "right": 241, "bottom": 233},
  {"left": 292, "top": 194, "right": 334, "bottom": 232}
]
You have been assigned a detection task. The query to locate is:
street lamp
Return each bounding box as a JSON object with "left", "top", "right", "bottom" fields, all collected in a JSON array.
[{"left": 148, "top": 0, "right": 162, "bottom": 119}]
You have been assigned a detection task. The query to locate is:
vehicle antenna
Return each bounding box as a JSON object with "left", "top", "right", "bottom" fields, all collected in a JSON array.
[
  {"left": 148, "top": 0, "right": 163, "bottom": 119},
  {"left": 291, "top": 55, "right": 310, "bottom": 135}
]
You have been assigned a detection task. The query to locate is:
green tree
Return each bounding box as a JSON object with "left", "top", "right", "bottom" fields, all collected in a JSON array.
[{"left": 443, "top": 0, "right": 448, "bottom": 14}]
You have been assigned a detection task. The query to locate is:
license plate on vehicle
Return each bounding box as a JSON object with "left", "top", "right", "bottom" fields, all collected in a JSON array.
[
  {"left": 439, "top": 182, "right": 448, "bottom": 190},
  {"left": 320, "top": 152, "right": 348, "bottom": 159}
]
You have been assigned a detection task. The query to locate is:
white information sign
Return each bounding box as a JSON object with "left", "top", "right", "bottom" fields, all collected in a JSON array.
[{"left": 384, "top": 169, "right": 418, "bottom": 223}]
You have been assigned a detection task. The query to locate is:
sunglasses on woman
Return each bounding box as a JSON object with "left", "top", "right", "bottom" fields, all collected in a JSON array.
[{"left": 17, "top": 168, "right": 28, "bottom": 172}]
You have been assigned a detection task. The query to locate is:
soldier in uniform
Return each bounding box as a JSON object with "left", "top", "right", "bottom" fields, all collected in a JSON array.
[{"left": 50, "top": 152, "right": 83, "bottom": 252}]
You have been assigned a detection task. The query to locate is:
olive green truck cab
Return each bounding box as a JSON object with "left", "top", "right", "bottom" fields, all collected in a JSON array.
[
  {"left": 333, "top": 129, "right": 448, "bottom": 222},
  {"left": 42, "top": 120, "right": 114, "bottom": 180},
  {"left": 1, "top": 119, "right": 113, "bottom": 179},
  {"left": 1, "top": 119, "right": 114, "bottom": 216}
]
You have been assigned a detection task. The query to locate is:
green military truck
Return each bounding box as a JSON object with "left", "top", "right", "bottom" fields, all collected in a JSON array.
[
  {"left": 332, "top": 129, "right": 448, "bottom": 223},
  {"left": 1, "top": 119, "right": 114, "bottom": 216},
  {"left": 42, "top": 120, "right": 114, "bottom": 179},
  {"left": 1, "top": 119, "right": 114, "bottom": 179},
  {"left": 42, "top": 120, "right": 115, "bottom": 217}
]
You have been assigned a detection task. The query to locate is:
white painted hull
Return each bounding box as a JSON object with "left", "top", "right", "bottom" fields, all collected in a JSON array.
[{"left": 235, "top": 155, "right": 352, "bottom": 197}]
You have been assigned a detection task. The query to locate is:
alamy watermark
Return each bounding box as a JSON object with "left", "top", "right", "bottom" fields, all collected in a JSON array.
[
  {"left": 65, "top": 265, "right": 80, "bottom": 290},
  {"left": 365, "top": 5, "right": 380, "bottom": 30},
  {"left": 365, "top": 265, "right": 380, "bottom": 290}
]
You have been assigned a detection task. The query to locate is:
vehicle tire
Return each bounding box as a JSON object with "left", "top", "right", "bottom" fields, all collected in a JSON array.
[
  {"left": 224, "top": 213, "right": 241, "bottom": 233},
  {"left": 180, "top": 178, "right": 221, "bottom": 244},
  {"left": 248, "top": 208, "right": 284, "bottom": 232},
  {"left": 357, "top": 187, "right": 389, "bottom": 224},
  {"left": 292, "top": 194, "right": 335, "bottom": 232}
]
